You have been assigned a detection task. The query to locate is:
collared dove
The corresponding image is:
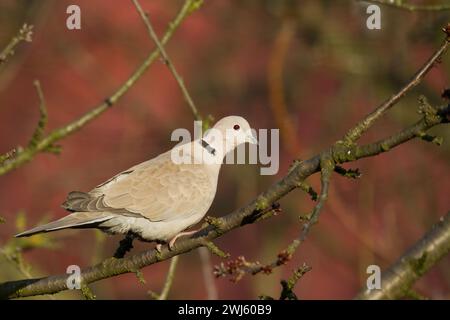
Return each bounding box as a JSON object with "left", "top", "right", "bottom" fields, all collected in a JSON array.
[{"left": 15, "top": 116, "right": 257, "bottom": 249}]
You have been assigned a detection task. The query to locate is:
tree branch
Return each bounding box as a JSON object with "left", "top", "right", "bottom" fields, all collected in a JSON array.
[
  {"left": 148, "top": 255, "right": 180, "bottom": 300},
  {"left": 214, "top": 157, "right": 333, "bottom": 280},
  {"left": 0, "top": 17, "right": 448, "bottom": 300},
  {"left": 158, "top": 256, "right": 179, "bottom": 300},
  {"left": 355, "top": 211, "right": 450, "bottom": 299},
  {"left": 0, "top": 23, "right": 33, "bottom": 67},
  {"left": 132, "top": 0, "right": 202, "bottom": 121},
  {"left": 279, "top": 263, "right": 312, "bottom": 300},
  {"left": 0, "top": 0, "right": 202, "bottom": 177},
  {"left": 215, "top": 96, "right": 448, "bottom": 281},
  {"left": 0, "top": 98, "right": 447, "bottom": 298},
  {"left": 343, "top": 36, "right": 449, "bottom": 144}
]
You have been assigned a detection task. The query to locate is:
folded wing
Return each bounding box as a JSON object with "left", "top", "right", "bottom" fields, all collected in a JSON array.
[{"left": 62, "top": 151, "right": 215, "bottom": 222}]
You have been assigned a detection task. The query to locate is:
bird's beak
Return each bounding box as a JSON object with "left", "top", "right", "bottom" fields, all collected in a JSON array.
[{"left": 246, "top": 130, "right": 258, "bottom": 145}]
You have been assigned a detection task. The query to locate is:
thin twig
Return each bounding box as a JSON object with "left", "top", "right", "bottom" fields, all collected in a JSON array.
[
  {"left": 0, "top": 249, "right": 33, "bottom": 279},
  {"left": 279, "top": 263, "right": 312, "bottom": 300},
  {"left": 297, "top": 180, "right": 318, "bottom": 201},
  {"left": 0, "top": 23, "right": 33, "bottom": 66},
  {"left": 132, "top": 0, "right": 202, "bottom": 121},
  {"left": 343, "top": 37, "right": 449, "bottom": 144},
  {"left": 28, "top": 80, "right": 48, "bottom": 149},
  {"left": 215, "top": 157, "right": 334, "bottom": 279},
  {"left": 0, "top": 247, "right": 56, "bottom": 300},
  {"left": 158, "top": 256, "right": 180, "bottom": 300}
]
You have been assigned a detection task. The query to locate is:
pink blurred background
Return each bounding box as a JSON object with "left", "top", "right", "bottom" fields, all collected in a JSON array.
[{"left": 0, "top": 0, "right": 449, "bottom": 299}]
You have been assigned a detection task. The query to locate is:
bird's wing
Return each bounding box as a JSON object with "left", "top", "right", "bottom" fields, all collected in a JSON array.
[{"left": 63, "top": 151, "right": 215, "bottom": 222}]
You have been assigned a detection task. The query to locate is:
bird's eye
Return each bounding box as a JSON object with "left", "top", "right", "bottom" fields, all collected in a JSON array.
[{"left": 233, "top": 124, "right": 240, "bottom": 130}]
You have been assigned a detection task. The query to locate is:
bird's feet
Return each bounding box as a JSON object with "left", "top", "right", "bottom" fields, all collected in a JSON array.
[{"left": 168, "top": 229, "right": 200, "bottom": 250}]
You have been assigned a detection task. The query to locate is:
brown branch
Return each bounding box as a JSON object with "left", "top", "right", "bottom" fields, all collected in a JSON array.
[
  {"left": 355, "top": 211, "right": 450, "bottom": 300},
  {"left": 148, "top": 256, "right": 180, "bottom": 300},
  {"left": 214, "top": 156, "right": 333, "bottom": 280},
  {"left": 27, "top": 80, "right": 48, "bottom": 149},
  {"left": 259, "top": 262, "right": 312, "bottom": 300},
  {"left": 279, "top": 263, "right": 312, "bottom": 300}
]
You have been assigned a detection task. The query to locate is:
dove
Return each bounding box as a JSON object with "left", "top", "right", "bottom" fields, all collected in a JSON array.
[{"left": 15, "top": 116, "right": 258, "bottom": 249}]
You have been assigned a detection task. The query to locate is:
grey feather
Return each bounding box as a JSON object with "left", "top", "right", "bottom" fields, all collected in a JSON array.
[
  {"left": 62, "top": 191, "right": 143, "bottom": 218},
  {"left": 15, "top": 212, "right": 114, "bottom": 237}
]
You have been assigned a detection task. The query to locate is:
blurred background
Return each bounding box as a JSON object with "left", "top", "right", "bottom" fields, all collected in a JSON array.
[{"left": 0, "top": 0, "right": 449, "bottom": 299}]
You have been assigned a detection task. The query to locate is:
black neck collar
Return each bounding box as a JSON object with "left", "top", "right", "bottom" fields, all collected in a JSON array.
[{"left": 200, "top": 139, "right": 216, "bottom": 156}]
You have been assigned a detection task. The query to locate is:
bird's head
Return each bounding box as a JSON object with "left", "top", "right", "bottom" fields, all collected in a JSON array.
[{"left": 204, "top": 116, "right": 257, "bottom": 154}]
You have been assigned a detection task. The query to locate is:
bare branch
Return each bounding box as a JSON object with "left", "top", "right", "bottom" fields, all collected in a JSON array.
[
  {"left": 202, "top": 240, "right": 229, "bottom": 259},
  {"left": 297, "top": 180, "right": 318, "bottom": 201},
  {"left": 0, "top": 23, "right": 33, "bottom": 67},
  {"left": 0, "top": 149, "right": 18, "bottom": 166},
  {"left": 215, "top": 156, "right": 333, "bottom": 280},
  {"left": 355, "top": 211, "right": 450, "bottom": 299},
  {"left": 343, "top": 36, "right": 449, "bottom": 144},
  {"left": 27, "top": 80, "right": 48, "bottom": 149},
  {"left": 157, "top": 256, "right": 180, "bottom": 300},
  {"left": 279, "top": 263, "right": 312, "bottom": 300},
  {"left": 80, "top": 285, "right": 96, "bottom": 300},
  {"left": 334, "top": 165, "right": 362, "bottom": 179},
  {"left": 132, "top": 0, "right": 202, "bottom": 121},
  {"left": 349, "top": 104, "right": 449, "bottom": 160}
]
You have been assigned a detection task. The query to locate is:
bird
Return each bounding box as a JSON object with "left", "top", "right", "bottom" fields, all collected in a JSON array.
[{"left": 15, "top": 116, "right": 258, "bottom": 251}]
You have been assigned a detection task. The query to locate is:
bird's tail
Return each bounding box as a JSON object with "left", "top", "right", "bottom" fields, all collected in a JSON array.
[{"left": 15, "top": 212, "right": 113, "bottom": 237}]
